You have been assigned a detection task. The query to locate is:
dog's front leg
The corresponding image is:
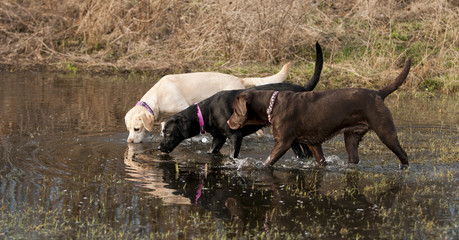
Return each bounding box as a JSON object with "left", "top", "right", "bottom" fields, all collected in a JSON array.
[
  {"left": 228, "top": 135, "right": 243, "bottom": 159},
  {"left": 307, "top": 144, "right": 327, "bottom": 166},
  {"left": 264, "top": 140, "right": 293, "bottom": 166},
  {"left": 209, "top": 135, "right": 226, "bottom": 155}
]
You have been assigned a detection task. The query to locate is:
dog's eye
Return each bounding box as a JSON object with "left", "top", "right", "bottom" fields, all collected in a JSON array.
[{"left": 134, "top": 128, "right": 140, "bottom": 132}]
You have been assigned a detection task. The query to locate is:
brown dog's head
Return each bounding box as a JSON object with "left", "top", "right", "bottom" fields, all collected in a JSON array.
[{"left": 227, "top": 92, "right": 250, "bottom": 130}]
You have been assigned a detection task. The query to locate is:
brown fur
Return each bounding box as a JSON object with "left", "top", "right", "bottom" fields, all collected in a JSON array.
[{"left": 228, "top": 58, "right": 412, "bottom": 168}]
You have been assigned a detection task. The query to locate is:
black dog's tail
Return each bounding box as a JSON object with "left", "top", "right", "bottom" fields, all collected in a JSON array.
[
  {"left": 378, "top": 57, "right": 412, "bottom": 99},
  {"left": 303, "top": 41, "right": 324, "bottom": 91}
]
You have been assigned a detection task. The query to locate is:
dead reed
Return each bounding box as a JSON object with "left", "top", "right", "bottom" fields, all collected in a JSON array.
[{"left": 0, "top": 0, "right": 457, "bottom": 92}]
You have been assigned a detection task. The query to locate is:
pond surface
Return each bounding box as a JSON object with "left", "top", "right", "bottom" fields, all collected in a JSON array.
[{"left": 0, "top": 72, "right": 458, "bottom": 239}]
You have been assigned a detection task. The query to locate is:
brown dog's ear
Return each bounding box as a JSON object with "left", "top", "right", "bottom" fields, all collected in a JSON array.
[
  {"left": 233, "top": 95, "right": 249, "bottom": 116},
  {"left": 140, "top": 112, "right": 155, "bottom": 132}
]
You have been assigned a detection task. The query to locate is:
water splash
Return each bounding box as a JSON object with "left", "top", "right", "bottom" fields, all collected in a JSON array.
[
  {"left": 233, "top": 158, "right": 248, "bottom": 170},
  {"left": 220, "top": 157, "right": 265, "bottom": 171},
  {"left": 325, "top": 155, "right": 346, "bottom": 166}
]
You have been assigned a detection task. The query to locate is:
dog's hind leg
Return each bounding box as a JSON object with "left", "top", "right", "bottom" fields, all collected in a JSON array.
[
  {"left": 374, "top": 129, "right": 409, "bottom": 168},
  {"left": 369, "top": 112, "right": 409, "bottom": 168},
  {"left": 344, "top": 129, "right": 367, "bottom": 164}
]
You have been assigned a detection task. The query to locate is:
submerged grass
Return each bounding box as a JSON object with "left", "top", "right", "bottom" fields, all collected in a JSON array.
[
  {"left": 2, "top": 183, "right": 456, "bottom": 239},
  {"left": 0, "top": 0, "right": 457, "bottom": 93},
  {"left": 0, "top": 71, "right": 457, "bottom": 240},
  {"left": 2, "top": 145, "right": 458, "bottom": 240}
]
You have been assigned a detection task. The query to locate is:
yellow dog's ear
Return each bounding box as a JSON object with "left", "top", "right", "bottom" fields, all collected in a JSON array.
[{"left": 140, "top": 112, "right": 155, "bottom": 132}]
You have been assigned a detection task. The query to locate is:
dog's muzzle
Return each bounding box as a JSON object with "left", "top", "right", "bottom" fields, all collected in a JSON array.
[{"left": 157, "top": 145, "right": 171, "bottom": 153}]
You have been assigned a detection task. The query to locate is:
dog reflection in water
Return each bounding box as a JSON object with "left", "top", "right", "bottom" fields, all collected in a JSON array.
[{"left": 124, "top": 143, "right": 190, "bottom": 205}]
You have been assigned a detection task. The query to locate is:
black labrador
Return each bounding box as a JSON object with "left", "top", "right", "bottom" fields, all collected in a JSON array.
[{"left": 158, "top": 42, "right": 323, "bottom": 159}]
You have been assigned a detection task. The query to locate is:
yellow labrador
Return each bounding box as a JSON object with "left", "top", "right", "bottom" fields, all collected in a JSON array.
[{"left": 125, "top": 63, "right": 290, "bottom": 143}]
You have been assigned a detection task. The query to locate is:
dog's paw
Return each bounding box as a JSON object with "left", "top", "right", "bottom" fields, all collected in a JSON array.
[
  {"left": 399, "top": 163, "right": 409, "bottom": 170},
  {"left": 317, "top": 158, "right": 327, "bottom": 167}
]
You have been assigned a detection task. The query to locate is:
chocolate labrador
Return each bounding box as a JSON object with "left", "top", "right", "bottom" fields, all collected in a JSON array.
[
  {"left": 158, "top": 42, "right": 324, "bottom": 159},
  {"left": 228, "top": 58, "right": 412, "bottom": 168}
]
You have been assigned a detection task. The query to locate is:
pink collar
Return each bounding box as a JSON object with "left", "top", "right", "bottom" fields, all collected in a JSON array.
[
  {"left": 266, "top": 91, "right": 279, "bottom": 123},
  {"left": 195, "top": 103, "right": 205, "bottom": 134},
  {"left": 195, "top": 176, "right": 204, "bottom": 204},
  {"left": 136, "top": 101, "right": 155, "bottom": 118}
]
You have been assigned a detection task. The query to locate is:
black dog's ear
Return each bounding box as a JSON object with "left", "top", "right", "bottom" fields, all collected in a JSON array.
[
  {"left": 176, "top": 116, "right": 190, "bottom": 136},
  {"left": 233, "top": 94, "right": 249, "bottom": 116}
]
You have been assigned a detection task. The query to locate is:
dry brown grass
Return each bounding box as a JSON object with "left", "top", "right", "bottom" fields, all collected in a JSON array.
[{"left": 0, "top": 0, "right": 457, "bottom": 92}]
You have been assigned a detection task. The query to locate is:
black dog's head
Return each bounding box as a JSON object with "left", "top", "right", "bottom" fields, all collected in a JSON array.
[{"left": 158, "top": 116, "right": 191, "bottom": 153}]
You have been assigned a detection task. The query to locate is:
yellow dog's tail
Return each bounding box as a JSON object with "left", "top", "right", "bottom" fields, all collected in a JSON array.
[{"left": 241, "top": 62, "right": 291, "bottom": 87}]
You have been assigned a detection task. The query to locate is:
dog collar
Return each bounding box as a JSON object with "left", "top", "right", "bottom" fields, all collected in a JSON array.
[
  {"left": 195, "top": 103, "right": 206, "bottom": 134},
  {"left": 266, "top": 91, "right": 279, "bottom": 123},
  {"left": 136, "top": 101, "right": 155, "bottom": 118}
]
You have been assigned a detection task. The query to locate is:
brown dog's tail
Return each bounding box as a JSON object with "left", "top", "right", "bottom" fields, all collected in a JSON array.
[
  {"left": 303, "top": 41, "right": 324, "bottom": 91},
  {"left": 378, "top": 57, "right": 412, "bottom": 99}
]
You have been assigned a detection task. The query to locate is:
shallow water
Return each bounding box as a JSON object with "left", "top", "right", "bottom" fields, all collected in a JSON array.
[{"left": 0, "top": 72, "right": 458, "bottom": 239}]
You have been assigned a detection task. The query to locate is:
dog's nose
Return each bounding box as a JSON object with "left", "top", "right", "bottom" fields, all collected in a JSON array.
[
  {"left": 127, "top": 138, "right": 142, "bottom": 143},
  {"left": 157, "top": 145, "right": 170, "bottom": 153},
  {"left": 227, "top": 120, "right": 238, "bottom": 129},
  {"left": 157, "top": 145, "right": 165, "bottom": 152}
]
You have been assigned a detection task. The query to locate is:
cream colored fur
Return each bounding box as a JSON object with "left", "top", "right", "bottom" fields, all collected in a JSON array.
[
  {"left": 125, "top": 63, "right": 290, "bottom": 143},
  {"left": 124, "top": 144, "right": 191, "bottom": 204}
]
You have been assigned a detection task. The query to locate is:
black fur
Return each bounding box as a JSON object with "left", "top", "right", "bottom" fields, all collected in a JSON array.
[{"left": 158, "top": 42, "right": 323, "bottom": 159}]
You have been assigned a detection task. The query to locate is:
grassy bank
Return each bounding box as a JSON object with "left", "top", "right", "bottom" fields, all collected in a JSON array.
[{"left": 0, "top": 0, "right": 457, "bottom": 93}]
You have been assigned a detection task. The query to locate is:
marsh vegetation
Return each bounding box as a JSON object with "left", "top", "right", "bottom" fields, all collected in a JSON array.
[
  {"left": 0, "top": 0, "right": 458, "bottom": 238},
  {"left": 0, "top": 0, "right": 458, "bottom": 93}
]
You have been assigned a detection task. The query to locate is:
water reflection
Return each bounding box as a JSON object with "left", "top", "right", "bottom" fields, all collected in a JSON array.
[
  {"left": 0, "top": 72, "right": 458, "bottom": 238},
  {"left": 124, "top": 143, "right": 191, "bottom": 205},
  {"left": 0, "top": 71, "right": 143, "bottom": 215},
  {"left": 123, "top": 141, "right": 406, "bottom": 237}
]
